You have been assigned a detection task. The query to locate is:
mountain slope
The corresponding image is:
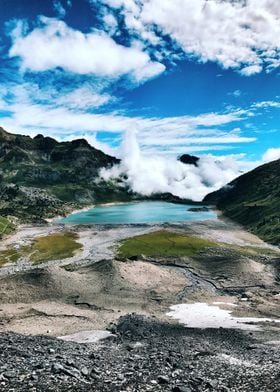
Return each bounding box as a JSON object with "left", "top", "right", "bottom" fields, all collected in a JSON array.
[
  {"left": 204, "top": 159, "right": 280, "bottom": 244},
  {"left": 0, "top": 127, "right": 131, "bottom": 222}
]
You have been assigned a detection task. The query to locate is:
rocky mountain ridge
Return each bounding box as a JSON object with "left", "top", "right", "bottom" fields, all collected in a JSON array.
[
  {"left": 0, "top": 127, "right": 204, "bottom": 223},
  {"left": 0, "top": 127, "right": 131, "bottom": 222},
  {"left": 204, "top": 158, "right": 280, "bottom": 244}
]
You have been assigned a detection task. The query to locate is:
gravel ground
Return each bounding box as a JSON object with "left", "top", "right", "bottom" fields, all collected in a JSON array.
[
  {"left": 0, "top": 314, "right": 279, "bottom": 392},
  {"left": 1, "top": 219, "right": 279, "bottom": 391}
]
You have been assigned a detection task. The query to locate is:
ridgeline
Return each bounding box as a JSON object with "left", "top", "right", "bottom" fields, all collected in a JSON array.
[
  {"left": 204, "top": 158, "right": 280, "bottom": 245},
  {"left": 0, "top": 127, "right": 132, "bottom": 222}
]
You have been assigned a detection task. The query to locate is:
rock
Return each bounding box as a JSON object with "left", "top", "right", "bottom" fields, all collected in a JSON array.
[
  {"left": 157, "top": 375, "right": 169, "bottom": 384},
  {"left": 51, "top": 363, "right": 81, "bottom": 379},
  {"left": 80, "top": 366, "right": 89, "bottom": 377},
  {"left": 193, "top": 350, "right": 214, "bottom": 358},
  {"left": 3, "top": 371, "right": 15, "bottom": 379},
  {"left": 172, "top": 387, "right": 192, "bottom": 392},
  {"left": 51, "top": 363, "right": 64, "bottom": 373},
  {"left": 0, "top": 314, "right": 279, "bottom": 391}
]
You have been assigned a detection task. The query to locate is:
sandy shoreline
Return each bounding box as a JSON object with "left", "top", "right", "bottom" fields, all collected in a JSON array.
[
  {"left": 45, "top": 204, "right": 96, "bottom": 223},
  {"left": 45, "top": 200, "right": 140, "bottom": 223}
]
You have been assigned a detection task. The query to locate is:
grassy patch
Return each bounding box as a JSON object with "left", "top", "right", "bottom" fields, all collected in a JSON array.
[
  {"left": 118, "top": 230, "right": 218, "bottom": 259},
  {"left": 0, "top": 216, "right": 15, "bottom": 238},
  {"left": 0, "top": 249, "right": 22, "bottom": 267},
  {"left": 29, "top": 232, "right": 82, "bottom": 264},
  {"left": 227, "top": 244, "right": 280, "bottom": 258},
  {"left": 117, "top": 230, "right": 280, "bottom": 262},
  {"left": 0, "top": 232, "right": 82, "bottom": 267}
]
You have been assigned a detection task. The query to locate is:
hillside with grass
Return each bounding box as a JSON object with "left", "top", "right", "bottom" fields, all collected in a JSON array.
[
  {"left": 0, "top": 127, "right": 133, "bottom": 222},
  {"left": 204, "top": 159, "right": 280, "bottom": 245}
]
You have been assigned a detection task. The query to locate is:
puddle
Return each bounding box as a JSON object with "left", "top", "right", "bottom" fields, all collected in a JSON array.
[
  {"left": 58, "top": 330, "right": 113, "bottom": 343},
  {"left": 167, "top": 302, "right": 280, "bottom": 331}
]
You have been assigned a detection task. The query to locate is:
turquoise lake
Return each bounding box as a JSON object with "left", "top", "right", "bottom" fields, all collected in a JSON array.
[{"left": 57, "top": 201, "right": 216, "bottom": 225}]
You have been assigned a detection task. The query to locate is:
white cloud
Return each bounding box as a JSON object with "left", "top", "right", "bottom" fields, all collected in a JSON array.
[
  {"left": 102, "top": 13, "right": 118, "bottom": 35},
  {"left": 262, "top": 148, "right": 280, "bottom": 162},
  {"left": 253, "top": 100, "right": 280, "bottom": 109},
  {"left": 100, "top": 130, "right": 242, "bottom": 200},
  {"left": 102, "top": 0, "right": 139, "bottom": 12},
  {"left": 53, "top": 0, "right": 66, "bottom": 18},
  {"left": 102, "top": 0, "right": 280, "bottom": 75},
  {"left": 0, "top": 80, "right": 257, "bottom": 164},
  {"left": 0, "top": 102, "right": 250, "bottom": 143},
  {"left": 0, "top": 82, "right": 250, "bottom": 139},
  {"left": 240, "top": 65, "right": 263, "bottom": 76},
  {"left": 57, "top": 87, "right": 112, "bottom": 109},
  {"left": 229, "top": 90, "right": 242, "bottom": 98},
  {"left": 9, "top": 17, "right": 165, "bottom": 82}
]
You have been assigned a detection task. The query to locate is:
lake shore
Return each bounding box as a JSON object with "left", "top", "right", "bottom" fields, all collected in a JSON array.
[{"left": 45, "top": 200, "right": 141, "bottom": 223}]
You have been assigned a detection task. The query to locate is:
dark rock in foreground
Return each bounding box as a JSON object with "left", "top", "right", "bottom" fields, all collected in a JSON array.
[{"left": 0, "top": 314, "right": 279, "bottom": 391}]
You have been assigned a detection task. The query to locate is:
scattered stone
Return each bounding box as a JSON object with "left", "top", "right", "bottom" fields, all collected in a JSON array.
[
  {"left": 172, "top": 386, "right": 192, "bottom": 392},
  {"left": 0, "top": 314, "right": 279, "bottom": 391},
  {"left": 157, "top": 375, "right": 169, "bottom": 384},
  {"left": 80, "top": 366, "right": 89, "bottom": 377}
]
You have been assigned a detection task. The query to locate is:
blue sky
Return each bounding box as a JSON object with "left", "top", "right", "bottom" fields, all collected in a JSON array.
[{"left": 0, "top": 0, "right": 279, "bottom": 166}]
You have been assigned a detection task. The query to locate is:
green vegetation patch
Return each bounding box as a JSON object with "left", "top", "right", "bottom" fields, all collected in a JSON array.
[
  {"left": 118, "top": 230, "right": 218, "bottom": 259},
  {"left": 29, "top": 232, "right": 82, "bottom": 264},
  {"left": 0, "top": 216, "right": 15, "bottom": 238},
  {"left": 0, "top": 232, "right": 82, "bottom": 267},
  {"left": 0, "top": 248, "right": 22, "bottom": 267},
  {"left": 229, "top": 244, "right": 280, "bottom": 258}
]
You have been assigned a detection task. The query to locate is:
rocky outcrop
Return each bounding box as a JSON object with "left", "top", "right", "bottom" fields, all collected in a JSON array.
[{"left": 179, "top": 154, "right": 199, "bottom": 166}]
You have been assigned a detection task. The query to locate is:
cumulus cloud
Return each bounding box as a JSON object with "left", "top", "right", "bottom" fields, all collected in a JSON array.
[
  {"left": 9, "top": 17, "right": 165, "bottom": 82},
  {"left": 100, "top": 129, "right": 241, "bottom": 200},
  {"left": 102, "top": 0, "right": 280, "bottom": 75},
  {"left": 102, "top": 13, "right": 118, "bottom": 35},
  {"left": 262, "top": 148, "right": 280, "bottom": 163},
  {"left": 240, "top": 65, "right": 263, "bottom": 76}
]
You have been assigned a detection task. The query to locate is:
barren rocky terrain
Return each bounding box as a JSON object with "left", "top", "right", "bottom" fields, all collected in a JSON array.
[{"left": 0, "top": 218, "right": 279, "bottom": 391}]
